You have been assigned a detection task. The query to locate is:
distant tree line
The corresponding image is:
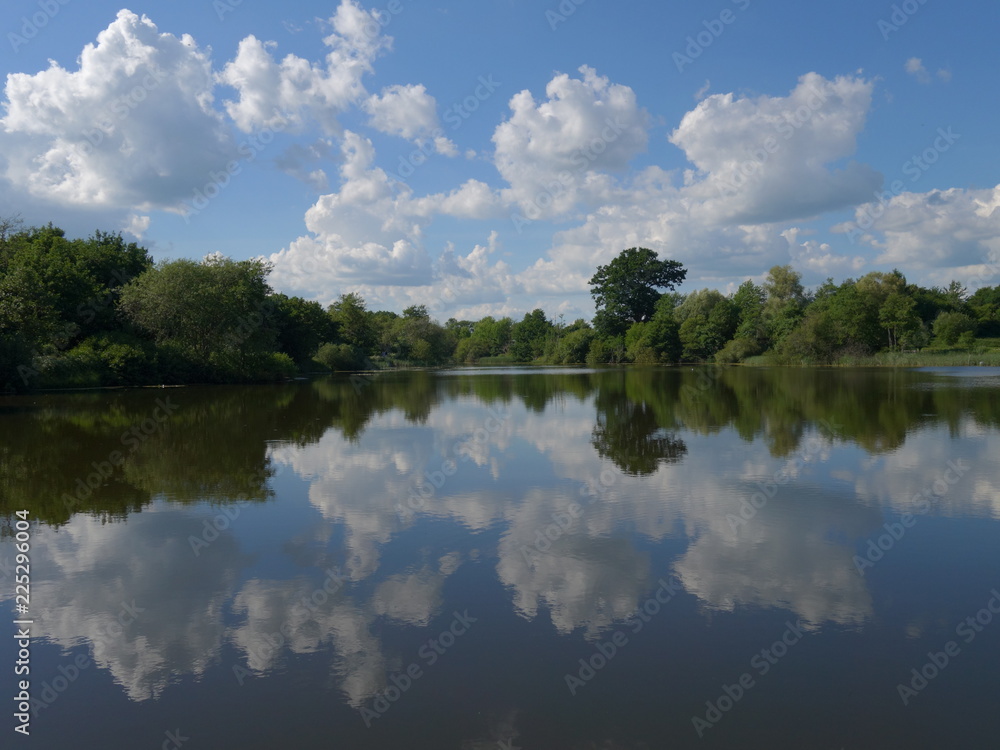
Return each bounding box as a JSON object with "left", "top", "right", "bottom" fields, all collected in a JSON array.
[{"left": 2, "top": 221, "right": 999, "bottom": 392}]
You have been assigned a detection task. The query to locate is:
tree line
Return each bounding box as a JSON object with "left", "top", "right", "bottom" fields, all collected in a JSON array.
[{"left": 2, "top": 221, "right": 999, "bottom": 392}]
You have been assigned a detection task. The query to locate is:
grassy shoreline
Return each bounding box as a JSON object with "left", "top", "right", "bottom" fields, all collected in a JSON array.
[{"left": 743, "top": 350, "right": 1000, "bottom": 368}]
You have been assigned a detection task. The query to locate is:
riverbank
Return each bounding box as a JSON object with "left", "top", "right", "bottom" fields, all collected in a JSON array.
[{"left": 743, "top": 348, "right": 1000, "bottom": 368}]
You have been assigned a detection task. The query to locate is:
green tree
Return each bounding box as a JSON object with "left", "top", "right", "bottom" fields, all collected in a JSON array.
[
  {"left": 732, "top": 280, "right": 767, "bottom": 342},
  {"left": 624, "top": 295, "right": 682, "bottom": 364},
  {"left": 468, "top": 316, "right": 513, "bottom": 357},
  {"left": 329, "top": 293, "right": 376, "bottom": 353},
  {"left": 386, "top": 307, "right": 450, "bottom": 364},
  {"left": 967, "top": 286, "right": 1000, "bottom": 337},
  {"left": 272, "top": 294, "right": 335, "bottom": 366},
  {"left": 762, "top": 265, "right": 807, "bottom": 345},
  {"left": 119, "top": 255, "right": 276, "bottom": 378},
  {"left": 933, "top": 311, "right": 975, "bottom": 346},
  {"left": 0, "top": 223, "right": 153, "bottom": 389},
  {"left": 879, "top": 292, "right": 918, "bottom": 350},
  {"left": 511, "top": 309, "right": 553, "bottom": 361},
  {"left": 589, "top": 248, "right": 686, "bottom": 336},
  {"left": 676, "top": 291, "right": 738, "bottom": 361}
]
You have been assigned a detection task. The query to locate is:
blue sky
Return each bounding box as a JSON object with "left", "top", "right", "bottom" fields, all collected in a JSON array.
[{"left": 2, "top": 0, "right": 999, "bottom": 321}]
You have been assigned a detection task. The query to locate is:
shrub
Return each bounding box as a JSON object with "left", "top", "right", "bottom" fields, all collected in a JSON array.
[
  {"left": 316, "top": 342, "right": 368, "bottom": 371},
  {"left": 933, "top": 311, "right": 975, "bottom": 346},
  {"left": 715, "top": 337, "right": 762, "bottom": 364}
]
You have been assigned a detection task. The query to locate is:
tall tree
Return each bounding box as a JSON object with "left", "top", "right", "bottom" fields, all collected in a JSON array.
[
  {"left": 589, "top": 248, "right": 686, "bottom": 336},
  {"left": 329, "top": 292, "right": 376, "bottom": 353},
  {"left": 511, "top": 309, "right": 553, "bottom": 361},
  {"left": 119, "top": 255, "right": 276, "bottom": 373}
]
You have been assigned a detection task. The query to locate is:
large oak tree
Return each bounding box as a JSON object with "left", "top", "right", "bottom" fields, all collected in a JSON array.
[{"left": 588, "top": 247, "right": 686, "bottom": 336}]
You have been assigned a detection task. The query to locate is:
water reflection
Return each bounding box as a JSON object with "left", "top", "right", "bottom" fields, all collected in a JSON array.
[
  {"left": 2, "top": 367, "right": 1000, "bottom": 747},
  {"left": 26, "top": 510, "right": 247, "bottom": 700}
]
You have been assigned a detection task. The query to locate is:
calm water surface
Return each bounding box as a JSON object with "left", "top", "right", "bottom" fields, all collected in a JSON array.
[{"left": 2, "top": 367, "right": 999, "bottom": 749}]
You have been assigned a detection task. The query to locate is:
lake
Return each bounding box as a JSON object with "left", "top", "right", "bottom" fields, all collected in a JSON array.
[{"left": 2, "top": 366, "right": 999, "bottom": 748}]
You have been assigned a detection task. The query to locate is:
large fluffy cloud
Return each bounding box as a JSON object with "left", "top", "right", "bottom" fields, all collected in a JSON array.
[
  {"left": 838, "top": 185, "right": 1000, "bottom": 287},
  {"left": 1, "top": 10, "right": 233, "bottom": 211},
  {"left": 493, "top": 65, "right": 649, "bottom": 219},
  {"left": 218, "top": 0, "right": 389, "bottom": 134},
  {"left": 364, "top": 83, "right": 458, "bottom": 156},
  {"left": 267, "top": 130, "right": 513, "bottom": 308},
  {"left": 513, "top": 72, "right": 885, "bottom": 296},
  {"left": 670, "top": 72, "right": 882, "bottom": 225}
]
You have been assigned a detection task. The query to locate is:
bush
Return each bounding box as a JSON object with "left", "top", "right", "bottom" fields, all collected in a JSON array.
[
  {"left": 715, "top": 337, "right": 762, "bottom": 364},
  {"left": 81, "top": 332, "right": 157, "bottom": 385},
  {"left": 0, "top": 334, "right": 35, "bottom": 393},
  {"left": 34, "top": 347, "right": 105, "bottom": 389},
  {"left": 549, "top": 328, "right": 595, "bottom": 364},
  {"left": 256, "top": 352, "right": 298, "bottom": 380},
  {"left": 586, "top": 336, "right": 623, "bottom": 365},
  {"left": 154, "top": 341, "right": 206, "bottom": 384},
  {"left": 933, "top": 311, "right": 975, "bottom": 346},
  {"left": 316, "top": 343, "right": 368, "bottom": 371}
]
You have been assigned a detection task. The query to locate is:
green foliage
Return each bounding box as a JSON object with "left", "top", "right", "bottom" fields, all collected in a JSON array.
[
  {"left": 464, "top": 316, "right": 513, "bottom": 360},
  {"left": 676, "top": 293, "right": 737, "bottom": 361},
  {"left": 7, "top": 219, "right": 1000, "bottom": 388},
  {"left": 878, "top": 291, "right": 919, "bottom": 350},
  {"left": 762, "top": 265, "right": 807, "bottom": 346},
  {"left": 329, "top": 293, "right": 376, "bottom": 353},
  {"left": 715, "top": 336, "right": 763, "bottom": 364},
  {"left": 589, "top": 248, "right": 686, "bottom": 336},
  {"left": 0, "top": 333, "right": 33, "bottom": 392},
  {"left": 316, "top": 343, "right": 368, "bottom": 372},
  {"left": 933, "top": 311, "right": 976, "bottom": 345},
  {"left": 548, "top": 326, "right": 595, "bottom": 364},
  {"left": 968, "top": 286, "right": 1000, "bottom": 336},
  {"left": 78, "top": 332, "right": 158, "bottom": 385},
  {"left": 381, "top": 308, "right": 451, "bottom": 365},
  {"left": 510, "top": 309, "right": 553, "bottom": 361},
  {"left": 272, "top": 294, "right": 335, "bottom": 366},
  {"left": 120, "top": 256, "right": 276, "bottom": 375},
  {"left": 586, "top": 335, "right": 624, "bottom": 365}
]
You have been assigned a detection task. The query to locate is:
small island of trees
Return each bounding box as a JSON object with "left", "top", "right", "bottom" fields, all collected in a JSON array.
[{"left": 2, "top": 219, "right": 999, "bottom": 392}]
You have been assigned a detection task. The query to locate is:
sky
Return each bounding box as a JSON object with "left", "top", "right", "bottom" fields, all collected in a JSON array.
[{"left": 2, "top": 0, "right": 999, "bottom": 322}]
